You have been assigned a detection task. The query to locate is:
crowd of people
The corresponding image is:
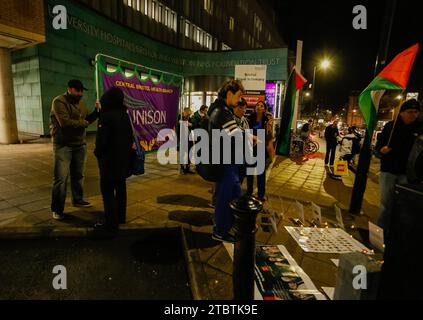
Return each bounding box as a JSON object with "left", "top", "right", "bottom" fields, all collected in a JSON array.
[
  {"left": 49, "top": 78, "right": 276, "bottom": 242},
  {"left": 48, "top": 77, "right": 422, "bottom": 243}
]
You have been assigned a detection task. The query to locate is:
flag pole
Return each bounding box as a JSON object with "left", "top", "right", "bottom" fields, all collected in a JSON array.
[
  {"left": 349, "top": 0, "right": 397, "bottom": 215},
  {"left": 292, "top": 40, "right": 303, "bottom": 130}
]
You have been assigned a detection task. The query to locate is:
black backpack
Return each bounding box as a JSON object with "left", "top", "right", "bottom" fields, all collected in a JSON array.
[
  {"left": 195, "top": 115, "right": 223, "bottom": 182},
  {"left": 352, "top": 137, "right": 361, "bottom": 155}
]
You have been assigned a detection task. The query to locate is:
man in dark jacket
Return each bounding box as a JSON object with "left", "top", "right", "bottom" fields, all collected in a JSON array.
[
  {"left": 209, "top": 79, "right": 245, "bottom": 243},
  {"left": 375, "top": 99, "right": 422, "bottom": 234},
  {"left": 94, "top": 87, "right": 134, "bottom": 232},
  {"left": 324, "top": 120, "right": 339, "bottom": 167},
  {"left": 191, "top": 105, "right": 208, "bottom": 130},
  {"left": 49, "top": 80, "right": 100, "bottom": 220}
]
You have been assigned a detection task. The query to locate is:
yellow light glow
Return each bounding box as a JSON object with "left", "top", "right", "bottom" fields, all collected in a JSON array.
[{"left": 320, "top": 59, "right": 331, "bottom": 69}]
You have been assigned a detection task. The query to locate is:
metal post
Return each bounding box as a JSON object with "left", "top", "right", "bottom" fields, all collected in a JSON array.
[
  {"left": 231, "top": 195, "right": 263, "bottom": 300},
  {"left": 312, "top": 66, "right": 317, "bottom": 120}
]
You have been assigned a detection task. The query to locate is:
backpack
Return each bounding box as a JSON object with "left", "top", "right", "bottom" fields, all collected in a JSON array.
[
  {"left": 352, "top": 137, "right": 361, "bottom": 155},
  {"left": 195, "top": 115, "right": 223, "bottom": 182}
]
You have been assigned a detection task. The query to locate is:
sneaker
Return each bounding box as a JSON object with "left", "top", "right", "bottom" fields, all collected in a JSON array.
[
  {"left": 212, "top": 232, "right": 236, "bottom": 243},
  {"left": 52, "top": 212, "right": 65, "bottom": 221},
  {"left": 73, "top": 200, "right": 92, "bottom": 208}
]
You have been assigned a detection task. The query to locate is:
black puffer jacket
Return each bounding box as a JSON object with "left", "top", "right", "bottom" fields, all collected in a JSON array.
[
  {"left": 94, "top": 87, "right": 134, "bottom": 180},
  {"left": 376, "top": 118, "right": 423, "bottom": 174},
  {"left": 208, "top": 98, "right": 244, "bottom": 164}
]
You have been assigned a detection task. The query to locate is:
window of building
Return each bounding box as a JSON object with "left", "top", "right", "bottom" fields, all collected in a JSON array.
[
  {"left": 151, "top": 0, "right": 156, "bottom": 20},
  {"left": 185, "top": 21, "right": 190, "bottom": 37},
  {"left": 196, "top": 28, "right": 201, "bottom": 43},
  {"left": 143, "top": 0, "right": 148, "bottom": 15},
  {"left": 171, "top": 12, "right": 177, "bottom": 31},
  {"left": 205, "top": 35, "right": 210, "bottom": 49},
  {"left": 164, "top": 8, "right": 169, "bottom": 26},
  {"left": 229, "top": 17, "right": 234, "bottom": 31},
  {"left": 158, "top": 4, "right": 162, "bottom": 22},
  {"left": 204, "top": 0, "right": 213, "bottom": 14}
]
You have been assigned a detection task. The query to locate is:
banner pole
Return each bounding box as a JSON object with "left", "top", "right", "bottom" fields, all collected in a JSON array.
[{"left": 95, "top": 54, "right": 100, "bottom": 101}]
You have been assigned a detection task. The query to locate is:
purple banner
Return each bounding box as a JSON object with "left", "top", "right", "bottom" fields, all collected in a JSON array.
[{"left": 101, "top": 71, "right": 180, "bottom": 151}]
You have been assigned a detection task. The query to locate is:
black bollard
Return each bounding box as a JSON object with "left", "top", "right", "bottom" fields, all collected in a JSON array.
[{"left": 230, "top": 195, "right": 263, "bottom": 300}]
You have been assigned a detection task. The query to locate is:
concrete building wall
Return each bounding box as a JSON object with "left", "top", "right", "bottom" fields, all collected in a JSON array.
[{"left": 11, "top": 48, "right": 44, "bottom": 135}]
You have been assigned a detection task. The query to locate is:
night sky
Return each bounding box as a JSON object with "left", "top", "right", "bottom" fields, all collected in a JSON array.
[{"left": 269, "top": 0, "right": 422, "bottom": 112}]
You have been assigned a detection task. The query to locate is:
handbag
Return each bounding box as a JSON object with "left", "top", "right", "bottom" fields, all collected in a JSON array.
[
  {"left": 333, "top": 160, "right": 349, "bottom": 176},
  {"left": 128, "top": 111, "right": 145, "bottom": 176}
]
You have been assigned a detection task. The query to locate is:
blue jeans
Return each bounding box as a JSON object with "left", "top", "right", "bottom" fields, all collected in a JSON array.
[
  {"left": 214, "top": 165, "right": 243, "bottom": 236},
  {"left": 246, "top": 169, "right": 266, "bottom": 199},
  {"left": 51, "top": 144, "right": 87, "bottom": 213},
  {"left": 377, "top": 172, "right": 408, "bottom": 233}
]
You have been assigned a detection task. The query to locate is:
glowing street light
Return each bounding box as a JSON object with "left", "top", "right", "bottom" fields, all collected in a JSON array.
[
  {"left": 311, "top": 58, "right": 333, "bottom": 120},
  {"left": 320, "top": 59, "right": 331, "bottom": 70}
]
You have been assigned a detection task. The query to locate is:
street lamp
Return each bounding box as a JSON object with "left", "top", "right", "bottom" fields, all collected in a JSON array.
[{"left": 311, "top": 59, "right": 332, "bottom": 120}]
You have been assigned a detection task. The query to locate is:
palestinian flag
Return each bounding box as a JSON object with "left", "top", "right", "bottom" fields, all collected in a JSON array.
[
  {"left": 359, "top": 43, "right": 419, "bottom": 136},
  {"left": 277, "top": 67, "right": 307, "bottom": 155}
]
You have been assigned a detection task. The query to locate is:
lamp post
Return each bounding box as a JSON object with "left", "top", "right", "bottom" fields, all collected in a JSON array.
[{"left": 311, "top": 59, "right": 331, "bottom": 121}]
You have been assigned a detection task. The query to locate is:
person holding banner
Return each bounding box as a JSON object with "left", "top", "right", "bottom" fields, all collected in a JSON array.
[
  {"left": 375, "top": 99, "right": 423, "bottom": 234},
  {"left": 49, "top": 80, "right": 100, "bottom": 221},
  {"left": 94, "top": 87, "right": 134, "bottom": 232}
]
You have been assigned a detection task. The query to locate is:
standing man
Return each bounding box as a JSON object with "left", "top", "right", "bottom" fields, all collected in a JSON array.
[
  {"left": 209, "top": 79, "right": 245, "bottom": 243},
  {"left": 375, "top": 99, "right": 422, "bottom": 234},
  {"left": 324, "top": 120, "right": 339, "bottom": 167},
  {"left": 50, "top": 80, "right": 100, "bottom": 220},
  {"left": 191, "top": 105, "right": 208, "bottom": 130}
]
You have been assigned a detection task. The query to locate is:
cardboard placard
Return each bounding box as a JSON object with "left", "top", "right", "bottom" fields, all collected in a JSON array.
[
  {"left": 334, "top": 204, "right": 345, "bottom": 229},
  {"left": 311, "top": 202, "right": 322, "bottom": 226},
  {"left": 295, "top": 201, "right": 305, "bottom": 225},
  {"left": 369, "top": 221, "right": 385, "bottom": 252}
]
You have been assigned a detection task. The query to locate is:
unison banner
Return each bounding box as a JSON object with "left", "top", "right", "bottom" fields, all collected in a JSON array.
[{"left": 101, "top": 71, "right": 180, "bottom": 151}]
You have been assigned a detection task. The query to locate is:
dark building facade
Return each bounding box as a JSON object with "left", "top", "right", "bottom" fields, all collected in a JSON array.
[{"left": 5, "top": 0, "right": 288, "bottom": 137}]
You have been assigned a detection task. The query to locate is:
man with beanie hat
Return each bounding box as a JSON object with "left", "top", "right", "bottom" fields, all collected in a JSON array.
[{"left": 375, "top": 99, "right": 423, "bottom": 234}]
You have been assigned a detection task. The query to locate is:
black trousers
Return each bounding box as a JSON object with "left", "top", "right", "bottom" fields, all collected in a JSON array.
[
  {"left": 325, "top": 143, "right": 337, "bottom": 165},
  {"left": 100, "top": 177, "right": 127, "bottom": 231}
]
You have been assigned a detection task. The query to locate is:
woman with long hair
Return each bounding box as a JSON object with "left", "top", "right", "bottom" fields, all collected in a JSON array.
[{"left": 246, "top": 101, "right": 275, "bottom": 202}]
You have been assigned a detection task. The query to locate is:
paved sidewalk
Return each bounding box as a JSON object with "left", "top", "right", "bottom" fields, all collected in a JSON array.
[{"left": 0, "top": 135, "right": 382, "bottom": 299}]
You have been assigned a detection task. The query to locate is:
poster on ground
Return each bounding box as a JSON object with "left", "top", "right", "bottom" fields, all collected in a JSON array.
[
  {"left": 255, "top": 245, "right": 325, "bottom": 300},
  {"left": 285, "top": 226, "right": 372, "bottom": 254}
]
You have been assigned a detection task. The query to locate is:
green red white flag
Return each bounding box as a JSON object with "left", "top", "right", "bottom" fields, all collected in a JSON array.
[
  {"left": 277, "top": 67, "right": 307, "bottom": 155},
  {"left": 359, "top": 43, "right": 419, "bottom": 135}
]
